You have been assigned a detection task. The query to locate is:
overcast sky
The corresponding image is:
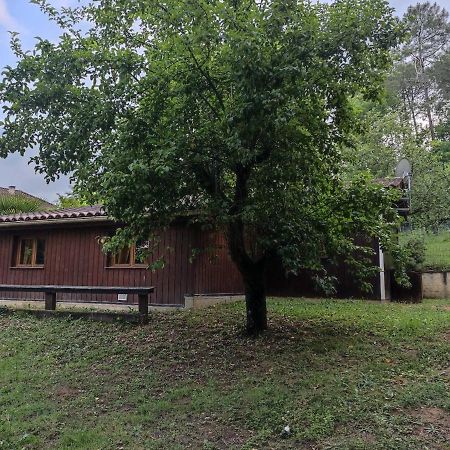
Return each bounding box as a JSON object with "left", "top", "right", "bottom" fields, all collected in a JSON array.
[{"left": 1, "top": 0, "right": 450, "bottom": 202}]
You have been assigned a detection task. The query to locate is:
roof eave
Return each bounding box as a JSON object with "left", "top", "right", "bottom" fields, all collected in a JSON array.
[{"left": 0, "top": 216, "right": 112, "bottom": 229}]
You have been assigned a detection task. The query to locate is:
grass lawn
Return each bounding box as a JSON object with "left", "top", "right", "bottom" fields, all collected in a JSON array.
[
  {"left": 0, "top": 298, "right": 449, "bottom": 450},
  {"left": 422, "top": 231, "right": 450, "bottom": 270}
]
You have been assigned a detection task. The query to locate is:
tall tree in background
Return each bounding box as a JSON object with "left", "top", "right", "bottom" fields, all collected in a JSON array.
[
  {"left": 402, "top": 2, "right": 450, "bottom": 139},
  {"left": 344, "top": 104, "right": 450, "bottom": 229},
  {"left": 431, "top": 51, "right": 450, "bottom": 158},
  {"left": 371, "top": 2, "right": 450, "bottom": 232},
  {"left": 0, "top": 0, "right": 403, "bottom": 333},
  {"left": 386, "top": 63, "right": 422, "bottom": 136}
]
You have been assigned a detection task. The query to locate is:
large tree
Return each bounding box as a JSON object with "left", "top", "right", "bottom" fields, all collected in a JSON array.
[
  {"left": 401, "top": 2, "right": 450, "bottom": 139},
  {"left": 344, "top": 103, "right": 450, "bottom": 230},
  {"left": 386, "top": 62, "right": 423, "bottom": 137},
  {"left": 0, "top": 0, "right": 403, "bottom": 333}
]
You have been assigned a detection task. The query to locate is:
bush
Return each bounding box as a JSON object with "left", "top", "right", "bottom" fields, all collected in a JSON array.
[{"left": 402, "top": 238, "right": 426, "bottom": 271}]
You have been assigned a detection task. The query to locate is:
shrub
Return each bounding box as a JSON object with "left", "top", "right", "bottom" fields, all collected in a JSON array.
[{"left": 402, "top": 238, "right": 426, "bottom": 271}]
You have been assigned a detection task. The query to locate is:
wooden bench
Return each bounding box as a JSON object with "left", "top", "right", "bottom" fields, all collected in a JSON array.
[{"left": 0, "top": 285, "right": 154, "bottom": 320}]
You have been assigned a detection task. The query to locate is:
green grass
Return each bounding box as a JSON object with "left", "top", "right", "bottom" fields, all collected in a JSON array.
[
  {"left": 0, "top": 298, "right": 449, "bottom": 449},
  {"left": 401, "top": 230, "right": 450, "bottom": 271},
  {"left": 422, "top": 231, "right": 450, "bottom": 270}
]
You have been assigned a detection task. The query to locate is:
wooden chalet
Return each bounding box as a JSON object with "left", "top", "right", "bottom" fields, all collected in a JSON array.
[
  {"left": 0, "top": 174, "right": 419, "bottom": 307},
  {"left": 0, "top": 205, "right": 244, "bottom": 306}
]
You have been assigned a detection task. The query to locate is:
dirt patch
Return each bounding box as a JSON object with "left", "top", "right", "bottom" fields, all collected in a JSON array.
[
  {"left": 152, "top": 416, "right": 254, "bottom": 450},
  {"left": 319, "top": 426, "right": 377, "bottom": 450},
  {"left": 54, "top": 385, "right": 80, "bottom": 399},
  {"left": 409, "top": 407, "right": 450, "bottom": 444},
  {"left": 412, "top": 406, "right": 450, "bottom": 426}
]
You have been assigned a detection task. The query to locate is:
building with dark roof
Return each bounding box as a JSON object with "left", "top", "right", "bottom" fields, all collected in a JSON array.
[
  {"left": 0, "top": 205, "right": 243, "bottom": 306},
  {"left": 0, "top": 186, "right": 54, "bottom": 209},
  {"left": 0, "top": 184, "right": 419, "bottom": 306}
]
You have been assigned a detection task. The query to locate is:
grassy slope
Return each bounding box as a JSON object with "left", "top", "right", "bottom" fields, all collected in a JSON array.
[
  {"left": 422, "top": 231, "right": 450, "bottom": 270},
  {"left": 0, "top": 298, "right": 449, "bottom": 450},
  {"left": 401, "top": 230, "right": 450, "bottom": 270}
]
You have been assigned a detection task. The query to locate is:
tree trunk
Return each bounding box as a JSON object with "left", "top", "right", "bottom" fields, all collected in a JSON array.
[
  {"left": 406, "top": 92, "right": 419, "bottom": 137},
  {"left": 423, "top": 84, "right": 436, "bottom": 140},
  {"left": 242, "top": 262, "right": 267, "bottom": 335},
  {"left": 416, "top": 53, "right": 435, "bottom": 140},
  {"left": 226, "top": 219, "right": 268, "bottom": 335}
]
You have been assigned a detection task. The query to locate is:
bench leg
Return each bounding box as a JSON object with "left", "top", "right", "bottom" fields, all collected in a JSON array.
[
  {"left": 138, "top": 294, "right": 149, "bottom": 323},
  {"left": 45, "top": 292, "right": 57, "bottom": 311}
]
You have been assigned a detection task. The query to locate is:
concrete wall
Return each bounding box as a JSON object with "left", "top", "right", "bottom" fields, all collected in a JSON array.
[
  {"left": 184, "top": 294, "right": 244, "bottom": 309},
  {"left": 422, "top": 272, "right": 450, "bottom": 298}
]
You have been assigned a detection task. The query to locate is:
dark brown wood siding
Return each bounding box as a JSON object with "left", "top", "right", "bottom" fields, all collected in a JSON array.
[
  {"left": 191, "top": 227, "right": 243, "bottom": 295},
  {"left": 265, "top": 239, "right": 382, "bottom": 300},
  {"left": 0, "top": 222, "right": 244, "bottom": 305},
  {"left": 0, "top": 221, "right": 385, "bottom": 305}
]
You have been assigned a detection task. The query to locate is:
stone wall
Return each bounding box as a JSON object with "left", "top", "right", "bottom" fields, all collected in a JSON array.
[{"left": 422, "top": 272, "right": 450, "bottom": 298}]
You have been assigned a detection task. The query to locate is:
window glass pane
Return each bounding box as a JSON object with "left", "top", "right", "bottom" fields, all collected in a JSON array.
[
  {"left": 36, "top": 240, "right": 45, "bottom": 265},
  {"left": 19, "top": 239, "right": 34, "bottom": 265},
  {"left": 116, "top": 247, "right": 131, "bottom": 265}
]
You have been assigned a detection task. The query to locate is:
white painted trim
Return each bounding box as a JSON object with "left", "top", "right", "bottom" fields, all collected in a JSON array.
[{"left": 379, "top": 242, "right": 386, "bottom": 301}]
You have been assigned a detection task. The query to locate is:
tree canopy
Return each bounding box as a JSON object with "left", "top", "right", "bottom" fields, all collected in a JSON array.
[
  {"left": 386, "top": 2, "right": 450, "bottom": 141},
  {"left": 0, "top": 0, "right": 404, "bottom": 332},
  {"left": 344, "top": 102, "right": 450, "bottom": 230},
  {"left": 56, "top": 192, "right": 89, "bottom": 209},
  {"left": 349, "top": 2, "right": 450, "bottom": 232}
]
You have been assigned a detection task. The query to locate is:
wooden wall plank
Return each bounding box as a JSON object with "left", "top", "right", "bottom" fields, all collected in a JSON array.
[{"left": 0, "top": 221, "right": 385, "bottom": 305}]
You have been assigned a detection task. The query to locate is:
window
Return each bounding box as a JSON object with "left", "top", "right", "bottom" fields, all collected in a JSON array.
[
  {"left": 108, "top": 241, "right": 148, "bottom": 267},
  {"left": 15, "top": 238, "right": 46, "bottom": 267}
]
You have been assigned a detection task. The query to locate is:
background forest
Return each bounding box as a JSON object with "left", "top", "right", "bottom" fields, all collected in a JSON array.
[{"left": 347, "top": 1, "right": 450, "bottom": 269}]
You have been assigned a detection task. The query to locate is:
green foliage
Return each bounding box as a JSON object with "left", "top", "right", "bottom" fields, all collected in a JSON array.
[
  {"left": 402, "top": 2, "right": 450, "bottom": 67},
  {"left": 401, "top": 2, "right": 450, "bottom": 139},
  {"left": 0, "top": 298, "right": 449, "bottom": 448},
  {"left": 0, "top": 0, "right": 404, "bottom": 303},
  {"left": 0, "top": 195, "right": 47, "bottom": 214},
  {"left": 433, "top": 112, "right": 450, "bottom": 162},
  {"left": 402, "top": 237, "right": 426, "bottom": 270},
  {"left": 431, "top": 51, "right": 450, "bottom": 101},
  {"left": 344, "top": 103, "right": 450, "bottom": 230},
  {"left": 401, "top": 229, "right": 450, "bottom": 271},
  {"left": 56, "top": 192, "right": 88, "bottom": 209},
  {"left": 312, "top": 272, "right": 338, "bottom": 296}
]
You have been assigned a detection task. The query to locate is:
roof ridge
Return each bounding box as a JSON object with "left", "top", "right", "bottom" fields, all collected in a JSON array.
[{"left": 0, "top": 204, "right": 107, "bottom": 224}]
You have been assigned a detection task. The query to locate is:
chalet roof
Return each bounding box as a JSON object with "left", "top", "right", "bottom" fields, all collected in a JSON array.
[
  {"left": 0, "top": 205, "right": 106, "bottom": 225},
  {"left": 0, "top": 186, "right": 53, "bottom": 207},
  {"left": 374, "top": 177, "right": 405, "bottom": 188},
  {"left": 0, "top": 177, "right": 409, "bottom": 226}
]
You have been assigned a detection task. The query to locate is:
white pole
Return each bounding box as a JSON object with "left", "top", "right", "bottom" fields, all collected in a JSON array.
[{"left": 379, "top": 241, "right": 386, "bottom": 301}]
